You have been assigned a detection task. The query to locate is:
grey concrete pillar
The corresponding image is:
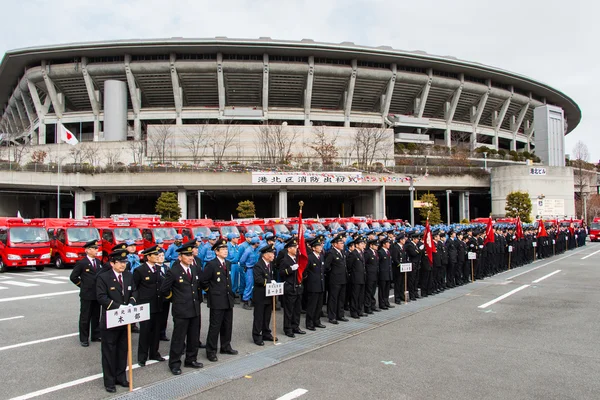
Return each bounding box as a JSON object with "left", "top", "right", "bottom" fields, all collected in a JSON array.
[
  {"left": 373, "top": 186, "right": 387, "bottom": 219},
  {"left": 75, "top": 191, "right": 95, "bottom": 219},
  {"left": 178, "top": 190, "right": 187, "bottom": 220},
  {"left": 459, "top": 191, "right": 470, "bottom": 222},
  {"left": 100, "top": 195, "right": 116, "bottom": 218},
  {"left": 197, "top": 190, "right": 204, "bottom": 219},
  {"left": 38, "top": 123, "right": 46, "bottom": 145},
  {"left": 278, "top": 188, "right": 288, "bottom": 218},
  {"left": 103, "top": 80, "right": 128, "bottom": 141}
]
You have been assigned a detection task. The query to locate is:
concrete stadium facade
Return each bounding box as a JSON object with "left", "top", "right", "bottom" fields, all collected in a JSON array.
[{"left": 0, "top": 38, "right": 580, "bottom": 151}]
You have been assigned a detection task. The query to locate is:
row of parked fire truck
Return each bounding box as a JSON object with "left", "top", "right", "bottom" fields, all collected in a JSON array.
[{"left": 0, "top": 215, "right": 591, "bottom": 273}]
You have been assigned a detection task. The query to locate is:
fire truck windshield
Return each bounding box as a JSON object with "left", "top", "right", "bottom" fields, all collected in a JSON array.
[
  {"left": 153, "top": 228, "right": 177, "bottom": 240},
  {"left": 67, "top": 228, "right": 100, "bottom": 243},
  {"left": 9, "top": 227, "right": 49, "bottom": 243},
  {"left": 114, "top": 228, "right": 142, "bottom": 242},
  {"left": 220, "top": 226, "right": 240, "bottom": 236},
  {"left": 193, "top": 227, "right": 212, "bottom": 237},
  {"left": 590, "top": 223, "right": 600, "bottom": 230}
]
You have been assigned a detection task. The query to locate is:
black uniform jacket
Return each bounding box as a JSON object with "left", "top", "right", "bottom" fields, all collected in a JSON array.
[
  {"left": 280, "top": 254, "right": 302, "bottom": 295},
  {"left": 364, "top": 248, "right": 379, "bottom": 281},
  {"left": 305, "top": 252, "right": 325, "bottom": 293},
  {"left": 160, "top": 261, "right": 202, "bottom": 319},
  {"left": 347, "top": 249, "right": 366, "bottom": 285},
  {"left": 324, "top": 248, "right": 347, "bottom": 285},
  {"left": 96, "top": 270, "right": 138, "bottom": 329},
  {"left": 377, "top": 248, "right": 392, "bottom": 281},
  {"left": 70, "top": 256, "right": 101, "bottom": 301},
  {"left": 201, "top": 257, "right": 235, "bottom": 309},
  {"left": 132, "top": 262, "right": 163, "bottom": 314},
  {"left": 253, "top": 258, "right": 274, "bottom": 305}
]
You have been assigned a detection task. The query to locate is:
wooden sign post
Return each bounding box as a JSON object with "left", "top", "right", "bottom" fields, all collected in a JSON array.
[
  {"left": 400, "top": 263, "right": 412, "bottom": 304},
  {"left": 468, "top": 252, "right": 476, "bottom": 282},
  {"left": 266, "top": 281, "right": 284, "bottom": 344}
]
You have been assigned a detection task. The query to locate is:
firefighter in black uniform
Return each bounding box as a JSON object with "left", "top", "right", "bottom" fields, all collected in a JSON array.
[
  {"left": 324, "top": 234, "right": 348, "bottom": 324},
  {"left": 280, "top": 238, "right": 305, "bottom": 337},
  {"left": 348, "top": 237, "right": 366, "bottom": 318},
  {"left": 70, "top": 239, "right": 102, "bottom": 347},
  {"left": 377, "top": 238, "right": 394, "bottom": 309},
  {"left": 96, "top": 249, "right": 138, "bottom": 393},
  {"left": 364, "top": 239, "right": 380, "bottom": 314},
  {"left": 133, "top": 245, "right": 166, "bottom": 366},
  {"left": 252, "top": 244, "right": 277, "bottom": 346},
  {"left": 305, "top": 237, "right": 326, "bottom": 330}
]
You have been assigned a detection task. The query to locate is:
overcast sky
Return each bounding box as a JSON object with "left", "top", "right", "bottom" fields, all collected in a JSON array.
[{"left": 1, "top": 0, "right": 597, "bottom": 162}]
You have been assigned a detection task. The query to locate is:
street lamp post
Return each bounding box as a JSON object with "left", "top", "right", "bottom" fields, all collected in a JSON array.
[
  {"left": 409, "top": 177, "right": 415, "bottom": 227},
  {"left": 483, "top": 152, "right": 488, "bottom": 170},
  {"left": 197, "top": 190, "right": 205, "bottom": 219},
  {"left": 446, "top": 189, "right": 452, "bottom": 225}
]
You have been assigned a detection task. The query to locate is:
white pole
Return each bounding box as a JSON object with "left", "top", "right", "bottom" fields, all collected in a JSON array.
[{"left": 57, "top": 122, "right": 61, "bottom": 218}]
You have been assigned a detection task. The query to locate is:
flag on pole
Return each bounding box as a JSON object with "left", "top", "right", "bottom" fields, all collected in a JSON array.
[
  {"left": 515, "top": 217, "right": 524, "bottom": 240},
  {"left": 483, "top": 217, "right": 495, "bottom": 245},
  {"left": 424, "top": 218, "right": 436, "bottom": 264},
  {"left": 537, "top": 219, "right": 548, "bottom": 238},
  {"left": 568, "top": 217, "right": 575, "bottom": 236},
  {"left": 59, "top": 123, "right": 79, "bottom": 146},
  {"left": 296, "top": 205, "right": 309, "bottom": 284}
]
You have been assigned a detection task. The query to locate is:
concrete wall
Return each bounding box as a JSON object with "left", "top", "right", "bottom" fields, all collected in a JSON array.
[
  {"left": 0, "top": 194, "right": 44, "bottom": 218},
  {"left": 491, "top": 165, "right": 575, "bottom": 218}
]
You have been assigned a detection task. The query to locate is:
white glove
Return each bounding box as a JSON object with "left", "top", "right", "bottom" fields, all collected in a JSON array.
[
  {"left": 291, "top": 264, "right": 299, "bottom": 271},
  {"left": 271, "top": 280, "right": 277, "bottom": 284},
  {"left": 419, "top": 245, "right": 424, "bottom": 250}
]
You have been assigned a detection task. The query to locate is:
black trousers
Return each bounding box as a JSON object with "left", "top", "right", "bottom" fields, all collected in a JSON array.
[
  {"left": 378, "top": 280, "right": 391, "bottom": 307},
  {"left": 350, "top": 283, "right": 365, "bottom": 316},
  {"left": 283, "top": 293, "right": 302, "bottom": 333},
  {"left": 168, "top": 316, "right": 199, "bottom": 370},
  {"left": 159, "top": 301, "right": 170, "bottom": 337},
  {"left": 408, "top": 269, "right": 418, "bottom": 298},
  {"left": 364, "top": 279, "right": 378, "bottom": 311},
  {"left": 101, "top": 326, "right": 127, "bottom": 388},
  {"left": 419, "top": 269, "right": 431, "bottom": 295},
  {"left": 327, "top": 283, "right": 346, "bottom": 320},
  {"left": 206, "top": 308, "right": 233, "bottom": 355},
  {"left": 79, "top": 299, "right": 100, "bottom": 342},
  {"left": 305, "top": 291, "right": 323, "bottom": 328},
  {"left": 393, "top": 269, "right": 404, "bottom": 302},
  {"left": 252, "top": 300, "right": 272, "bottom": 342},
  {"left": 138, "top": 313, "right": 162, "bottom": 362}
]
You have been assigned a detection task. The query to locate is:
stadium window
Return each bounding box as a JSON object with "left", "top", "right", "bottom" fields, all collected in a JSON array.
[
  {"left": 177, "top": 54, "right": 217, "bottom": 60},
  {"left": 88, "top": 56, "right": 125, "bottom": 63},
  {"left": 269, "top": 55, "right": 309, "bottom": 63},
  {"left": 464, "top": 75, "right": 487, "bottom": 85},
  {"left": 314, "top": 58, "right": 351, "bottom": 65},
  {"left": 357, "top": 61, "right": 391, "bottom": 69},
  {"left": 397, "top": 65, "right": 427, "bottom": 74},
  {"left": 433, "top": 70, "right": 459, "bottom": 79}
]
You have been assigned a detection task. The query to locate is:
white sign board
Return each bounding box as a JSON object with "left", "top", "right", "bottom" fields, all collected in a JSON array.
[
  {"left": 266, "top": 282, "right": 284, "bottom": 297},
  {"left": 400, "top": 263, "right": 412, "bottom": 273},
  {"left": 252, "top": 172, "right": 362, "bottom": 185},
  {"left": 508, "top": 246, "right": 513, "bottom": 253},
  {"left": 537, "top": 199, "right": 565, "bottom": 217},
  {"left": 532, "top": 242, "right": 537, "bottom": 247},
  {"left": 529, "top": 167, "right": 547, "bottom": 175},
  {"left": 468, "top": 252, "right": 477, "bottom": 260},
  {"left": 106, "top": 304, "right": 150, "bottom": 329}
]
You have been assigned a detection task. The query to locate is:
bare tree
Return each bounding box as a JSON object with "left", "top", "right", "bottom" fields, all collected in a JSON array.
[
  {"left": 572, "top": 140, "right": 591, "bottom": 217},
  {"left": 148, "top": 124, "right": 173, "bottom": 163},
  {"left": 210, "top": 123, "right": 240, "bottom": 165},
  {"left": 255, "top": 122, "right": 299, "bottom": 164},
  {"left": 128, "top": 140, "right": 146, "bottom": 165},
  {"left": 451, "top": 131, "right": 472, "bottom": 153},
  {"left": 81, "top": 143, "right": 101, "bottom": 168},
  {"left": 352, "top": 125, "right": 390, "bottom": 167},
  {"left": 103, "top": 147, "right": 122, "bottom": 171},
  {"left": 184, "top": 124, "right": 209, "bottom": 165},
  {"left": 309, "top": 126, "right": 339, "bottom": 166},
  {"left": 8, "top": 132, "right": 31, "bottom": 166},
  {"left": 68, "top": 144, "right": 86, "bottom": 165}
]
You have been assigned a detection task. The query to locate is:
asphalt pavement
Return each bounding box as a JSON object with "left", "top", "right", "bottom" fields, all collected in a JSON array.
[{"left": 1, "top": 243, "right": 599, "bottom": 400}]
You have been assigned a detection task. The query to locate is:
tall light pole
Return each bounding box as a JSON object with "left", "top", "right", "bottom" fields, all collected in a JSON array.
[
  {"left": 483, "top": 151, "right": 488, "bottom": 170},
  {"left": 446, "top": 189, "right": 452, "bottom": 225},
  {"left": 197, "top": 190, "right": 205, "bottom": 219},
  {"left": 409, "top": 176, "right": 415, "bottom": 227}
]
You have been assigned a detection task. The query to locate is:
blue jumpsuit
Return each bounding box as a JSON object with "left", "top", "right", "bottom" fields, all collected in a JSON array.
[{"left": 239, "top": 246, "right": 259, "bottom": 302}]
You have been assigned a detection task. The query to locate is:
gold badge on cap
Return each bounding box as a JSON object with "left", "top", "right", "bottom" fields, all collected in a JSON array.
[{"left": 121, "top": 252, "right": 126, "bottom": 257}]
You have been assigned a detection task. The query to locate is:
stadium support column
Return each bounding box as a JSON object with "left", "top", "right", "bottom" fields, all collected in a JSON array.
[
  {"left": 470, "top": 81, "right": 490, "bottom": 150},
  {"left": 74, "top": 191, "right": 95, "bottom": 219},
  {"left": 492, "top": 89, "right": 512, "bottom": 150},
  {"left": 125, "top": 55, "right": 142, "bottom": 140},
  {"left": 27, "top": 79, "right": 49, "bottom": 144},
  {"left": 525, "top": 120, "right": 534, "bottom": 152},
  {"left": 416, "top": 69, "right": 433, "bottom": 119},
  {"left": 373, "top": 186, "right": 386, "bottom": 220},
  {"left": 197, "top": 190, "right": 204, "bottom": 219},
  {"left": 444, "top": 77, "right": 463, "bottom": 148},
  {"left": 263, "top": 54, "right": 269, "bottom": 119},
  {"left": 510, "top": 101, "right": 530, "bottom": 151},
  {"left": 217, "top": 53, "right": 225, "bottom": 117},
  {"left": 82, "top": 57, "right": 101, "bottom": 141},
  {"left": 100, "top": 195, "right": 116, "bottom": 218},
  {"left": 381, "top": 64, "right": 396, "bottom": 125},
  {"left": 459, "top": 191, "right": 470, "bottom": 222},
  {"left": 170, "top": 54, "right": 183, "bottom": 125},
  {"left": 178, "top": 190, "right": 188, "bottom": 220},
  {"left": 304, "top": 56, "right": 314, "bottom": 126},
  {"left": 41, "top": 61, "right": 64, "bottom": 119},
  {"left": 278, "top": 188, "right": 287, "bottom": 218},
  {"left": 344, "top": 60, "right": 357, "bottom": 127}
]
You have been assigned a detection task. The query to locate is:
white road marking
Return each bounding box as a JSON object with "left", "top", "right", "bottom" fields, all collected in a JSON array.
[
  {"left": 2, "top": 280, "right": 38, "bottom": 287},
  {"left": 506, "top": 247, "right": 587, "bottom": 280},
  {"left": 0, "top": 290, "right": 79, "bottom": 303},
  {"left": 478, "top": 284, "right": 530, "bottom": 309},
  {"left": 52, "top": 276, "right": 72, "bottom": 280},
  {"left": 9, "top": 356, "right": 169, "bottom": 400},
  {"left": 0, "top": 316, "right": 24, "bottom": 322},
  {"left": 581, "top": 249, "right": 600, "bottom": 260},
  {"left": 26, "top": 272, "right": 57, "bottom": 277},
  {"left": 276, "top": 389, "right": 308, "bottom": 400},
  {"left": 0, "top": 333, "right": 78, "bottom": 352},
  {"left": 0, "top": 286, "right": 7, "bottom": 290},
  {"left": 532, "top": 270, "right": 561, "bottom": 284},
  {"left": 27, "top": 278, "right": 66, "bottom": 285}
]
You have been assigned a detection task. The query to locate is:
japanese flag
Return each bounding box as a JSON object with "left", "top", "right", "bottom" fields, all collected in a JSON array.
[{"left": 59, "top": 123, "right": 78, "bottom": 146}]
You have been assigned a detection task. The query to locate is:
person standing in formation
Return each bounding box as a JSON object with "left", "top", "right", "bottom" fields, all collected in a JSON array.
[{"left": 251, "top": 244, "right": 277, "bottom": 346}]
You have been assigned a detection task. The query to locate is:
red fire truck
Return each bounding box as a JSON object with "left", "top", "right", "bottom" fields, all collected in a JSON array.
[
  {"left": 88, "top": 218, "right": 143, "bottom": 263},
  {"left": 46, "top": 218, "right": 102, "bottom": 269},
  {"left": 0, "top": 217, "right": 52, "bottom": 273},
  {"left": 589, "top": 218, "right": 600, "bottom": 242}
]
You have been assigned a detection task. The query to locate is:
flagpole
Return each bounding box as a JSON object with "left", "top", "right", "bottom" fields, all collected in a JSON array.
[{"left": 57, "top": 122, "right": 61, "bottom": 218}]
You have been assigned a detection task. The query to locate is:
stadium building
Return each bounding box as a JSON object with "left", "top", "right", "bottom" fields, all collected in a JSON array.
[{"left": 0, "top": 38, "right": 581, "bottom": 221}]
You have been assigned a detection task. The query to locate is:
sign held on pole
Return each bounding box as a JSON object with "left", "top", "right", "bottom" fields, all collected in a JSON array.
[
  {"left": 266, "top": 282, "right": 284, "bottom": 297},
  {"left": 106, "top": 304, "right": 150, "bottom": 329},
  {"left": 400, "top": 263, "right": 412, "bottom": 273}
]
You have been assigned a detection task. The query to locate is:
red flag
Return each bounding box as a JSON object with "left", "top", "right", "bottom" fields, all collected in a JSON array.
[
  {"left": 537, "top": 219, "right": 548, "bottom": 238},
  {"left": 424, "top": 219, "right": 436, "bottom": 264},
  {"left": 515, "top": 217, "right": 524, "bottom": 240},
  {"left": 296, "top": 207, "right": 309, "bottom": 284},
  {"left": 483, "top": 217, "right": 495, "bottom": 245},
  {"left": 568, "top": 217, "right": 575, "bottom": 236}
]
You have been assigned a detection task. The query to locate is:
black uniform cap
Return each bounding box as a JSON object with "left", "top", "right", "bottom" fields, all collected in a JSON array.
[
  {"left": 141, "top": 245, "right": 160, "bottom": 256},
  {"left": 84, "top": 240, "right": 100, "bottom": 249},
  {"left": 211, "top": 238, "right": 228, "bottom": 251}
]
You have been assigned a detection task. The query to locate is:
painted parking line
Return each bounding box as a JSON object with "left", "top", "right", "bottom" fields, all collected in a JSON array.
[
  {"left": 0, "top": 332, "right": 78, "bottom": 352},
  {"left": 1, "top": 280, "right": 38, "bottom": 287},
  {"left": 0, "top": 290, "right": 79, "bottom": 303},
  {"left": 27, "top": 278, "right": 66, "bottom": 285},
  {"left": 52, "top": 276, "right": 72, "bottom": 280},
  {"left": 9, "top": 356, "right": 169, "bottom": 400},
  {"left": 478, "top": 284, "right": 530, "bottom": 309},
  {"left": 506, "top": 247, "right": 588, "bottom": 280},
  {"left": 276, "top": 389, "right": 308, "bottom": 400},
  {"left": 0, "top": 316, "right": 24, "bottom": 322},
  {"left": 532, "top": 270, "right": 561, "bottom": 284},
  {"left": 581, "top": 249, "right": 600, "bottom": 260}
]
